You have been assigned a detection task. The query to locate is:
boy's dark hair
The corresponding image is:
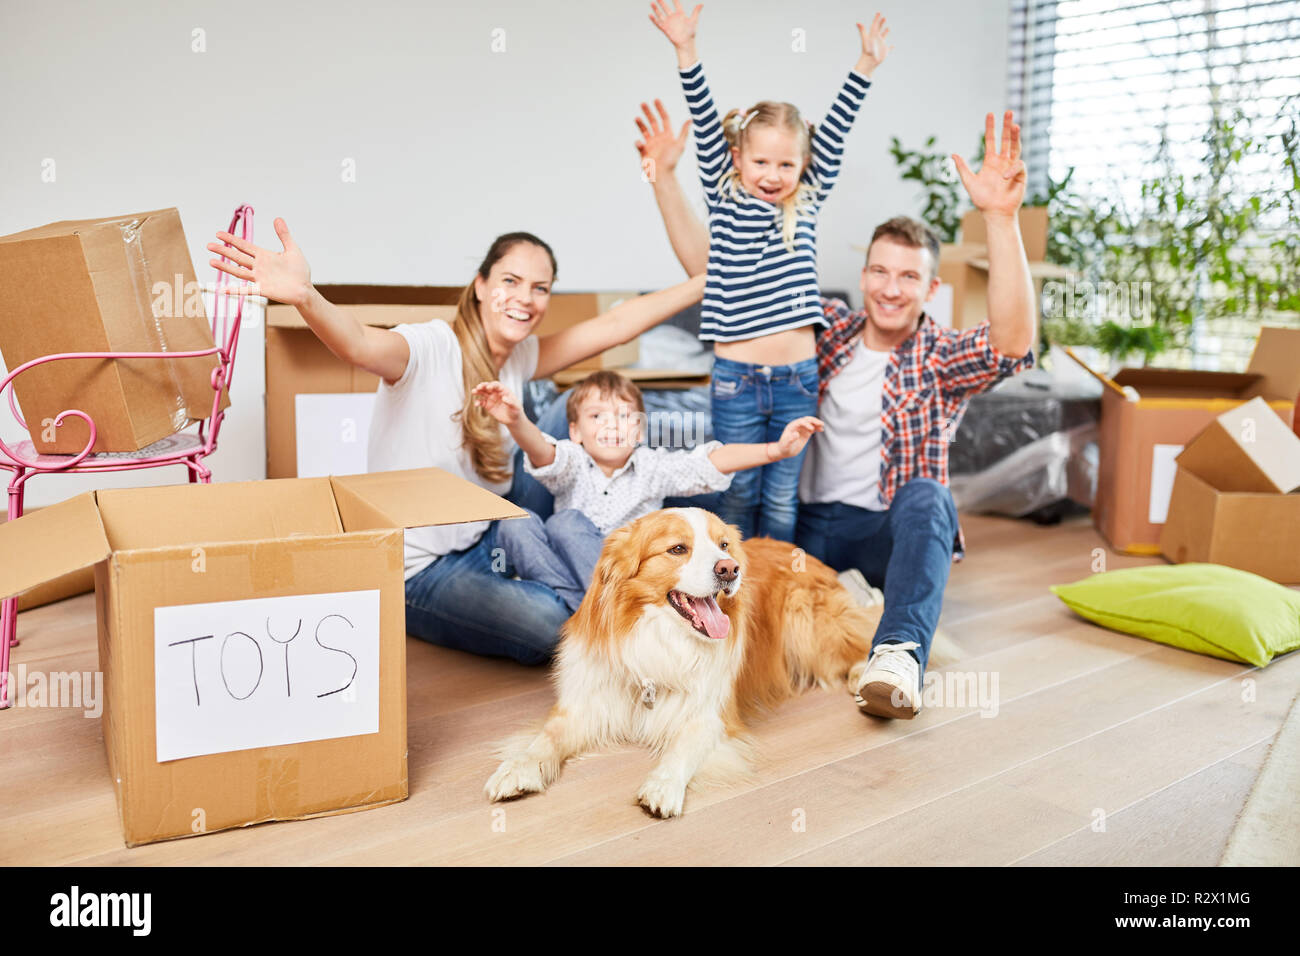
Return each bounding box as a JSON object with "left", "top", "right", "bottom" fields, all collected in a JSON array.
[
  {"left": 565, "top": 370, "right": 645, "bottom": 425},
  {"left": 868, "top": 216, "right": 941, "bottom": 279}
]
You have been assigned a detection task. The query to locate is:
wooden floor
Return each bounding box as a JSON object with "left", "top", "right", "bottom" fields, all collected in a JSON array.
[{"left": 3, "top": 512, "right": 1296, "bottom": 866}]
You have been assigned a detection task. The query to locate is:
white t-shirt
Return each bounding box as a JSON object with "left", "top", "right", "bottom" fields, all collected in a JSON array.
[
  {"left": 366, "top": 320, "right": 540, "bottom": 579},
  {"left": 799, "top": 337, "right": 891, "bottom": 510}
]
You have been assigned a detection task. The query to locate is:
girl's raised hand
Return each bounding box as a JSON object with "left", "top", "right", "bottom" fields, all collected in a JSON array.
[
  {"left": 777, "top": 416, "right": 825, "bottom": 458},
  {"left": 207, "top": 217, "right": 312, "bottom": 307},
  {"left": 856, "top": 13, "right": 892, "bottom": 76},
  {"left": 472, "top": 381, "right": 523, "bottom": 426},
  {"left": 952, "top": 111, "right": 1027, "bottom": 218},
  {"left": 635, "top": 99, "right": 690, "bottom": 177},
  {"left": 649, "top": 0, "right": 702, "bottom": 50}
]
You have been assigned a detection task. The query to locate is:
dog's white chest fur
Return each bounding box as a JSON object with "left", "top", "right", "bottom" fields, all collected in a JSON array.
[{"left": 557, "top": 605, "right": 741, "bottom": 751}]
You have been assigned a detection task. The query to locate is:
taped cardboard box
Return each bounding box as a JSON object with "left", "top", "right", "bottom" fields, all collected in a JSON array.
[
  {"left": 265, "top": 285, "right": 639, "bottom": 478},
  {"left": 1160, "top": 397, "right": 1300, "bottom": 584},
  {"left": 0, "top": 208, "right": 227, "bottom": 454},
  {"left": 1081, "top": 326, "right": 1300, "bottom": 554},
  {"left": 0, "top": 467, "right": 525, "bottom": 846}
]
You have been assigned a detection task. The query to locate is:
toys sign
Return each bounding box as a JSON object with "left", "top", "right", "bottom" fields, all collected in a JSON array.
[{"left": 153, "top": 590, "right": 381, "bottom": 762}]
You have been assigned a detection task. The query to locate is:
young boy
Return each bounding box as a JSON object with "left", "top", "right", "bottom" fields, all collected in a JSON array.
[{"left": 472, "top": 370, "right": 822, "bottom": 612}]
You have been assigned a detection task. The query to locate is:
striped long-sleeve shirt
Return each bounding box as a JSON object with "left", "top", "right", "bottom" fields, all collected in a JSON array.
[{"left": 679, "top": 60, "right": 872, "bottom": 342}]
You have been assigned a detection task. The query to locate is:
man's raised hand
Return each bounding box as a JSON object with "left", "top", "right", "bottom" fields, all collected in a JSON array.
[{"left": 952, "top": 111, "right": 1027, "bottom": 219}]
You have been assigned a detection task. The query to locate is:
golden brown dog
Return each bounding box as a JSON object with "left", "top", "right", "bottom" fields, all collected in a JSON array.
[{"left": 485, "top": 507, "right": 881, "bottom": 817}]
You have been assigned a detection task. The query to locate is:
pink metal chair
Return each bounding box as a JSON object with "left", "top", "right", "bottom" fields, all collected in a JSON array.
[{"left": 0, "top": 204, "right": 255, "bottom": 709}]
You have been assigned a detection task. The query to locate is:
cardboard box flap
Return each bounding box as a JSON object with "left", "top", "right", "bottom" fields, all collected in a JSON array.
[
  {"left": 0, "top": 493, "right": 111, "bottom": 601},
  {"left": 0, "top": 207, "right": 178, "bottom": 244},
  {"left": 95, "top": 479, "right": 343, "bottom": 549},
  {"left": 1244, "top": 326, "right": 1300, "bottom": 401},
  {"left": 265, "top": 304, "right": 456, "bottom": 330},
  {"left": 330, "top": 468, "right": 527, "bottom": 532},
  {"left": 1176, "top": 396, "right": 1300, "bottom": 494},
  {"left": 1111, "top": 367, "right": 1261, "bottom": 398}
]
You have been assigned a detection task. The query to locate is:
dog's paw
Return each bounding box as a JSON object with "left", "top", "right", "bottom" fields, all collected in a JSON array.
[
  {"left": 485, "top": 757, "right": 546, "bottom": 802},
  {"left": 636, "top": 774, "right": 687, "bottom": 818}
]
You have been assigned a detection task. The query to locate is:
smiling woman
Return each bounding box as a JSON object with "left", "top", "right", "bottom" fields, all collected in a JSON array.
[{"left": 208, "top": 220, "right": 704, "bottom": 664}]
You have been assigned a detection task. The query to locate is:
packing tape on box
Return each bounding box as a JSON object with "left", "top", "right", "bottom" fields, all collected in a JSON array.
[
  {"left": 248, "top": 540, "right": 301, "bottom": 594},
  {"left": 119, "top": 217, "right": 190, "bottom": 434}
]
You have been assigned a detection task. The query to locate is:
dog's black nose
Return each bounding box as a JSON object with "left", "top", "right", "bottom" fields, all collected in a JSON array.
[{"left": 714, "top": 558, "right": 738, "bottom": 582}]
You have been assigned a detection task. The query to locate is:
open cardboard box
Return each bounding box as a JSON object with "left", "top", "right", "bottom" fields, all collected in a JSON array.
[
  {"left": 0, "top": 208, "right": 227, "bottom": 454},
  {"left": 1069, "top": 327, "right": 1300, "bottom": 554},
  {"left": 266, "top": 285, "right": 641, "bottom": 478},
  {"left": 1160, "top": 397, "right": 1300, "bottom": 584},
  {"left": 0, "top": 467, "right": 525, "bottom": 846}
]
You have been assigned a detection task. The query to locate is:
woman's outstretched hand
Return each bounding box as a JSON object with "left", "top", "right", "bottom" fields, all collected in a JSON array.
[
  {"left": 208, "top": 216, "right": 312, "bottom": 307},
  {"left": 635, "top": 99, "right": 690, "bottom": 181}
]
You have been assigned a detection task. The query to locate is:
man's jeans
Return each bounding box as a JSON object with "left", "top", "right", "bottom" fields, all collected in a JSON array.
[
  {"left": 795, "top": 477, "right": 959, "bottom": 676},
  {"left": 710, "top": 355, "right": 820, "bottom": 543}
]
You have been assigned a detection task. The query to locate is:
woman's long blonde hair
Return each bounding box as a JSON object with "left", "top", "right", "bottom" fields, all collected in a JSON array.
[
  {"left": 452, "top": 232, "right": 557, "bottom": 485},
  {"left": 720, "top": 101, "right": 819, "bottom": 252}
]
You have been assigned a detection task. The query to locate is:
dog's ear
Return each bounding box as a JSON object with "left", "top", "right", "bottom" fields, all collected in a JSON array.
[{"left": 567, "top": 522, "right": 642, "bottom": 645}]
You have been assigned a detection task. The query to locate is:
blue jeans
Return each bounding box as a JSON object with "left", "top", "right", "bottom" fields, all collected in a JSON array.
[
  {"left": 493, "top": 507, "right": 602, "bottom": 613},
  {"left": 794, "top": 478, "right": 960, "bottom": 677},
  {"left": 710, "top": 355, "right": 819, "bottom": 542},
  {"left": 403, "top": 501, "right": 572, "bottom": 667}
]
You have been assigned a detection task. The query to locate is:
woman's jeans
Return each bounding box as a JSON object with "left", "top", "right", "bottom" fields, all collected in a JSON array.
[{"left": 709, "top": 355, "right": 819, "bottom": 542}]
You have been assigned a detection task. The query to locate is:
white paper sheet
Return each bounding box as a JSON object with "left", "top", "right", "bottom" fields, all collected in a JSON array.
[
  {"left": 295, "top": 393, "right": 376, "bottom": 478},
  {"left": 1148, "top": 443, "right": 1185, "bottom": 524},
  {"left": 154, "top": 589, "right": 381, "bottom": 762}
]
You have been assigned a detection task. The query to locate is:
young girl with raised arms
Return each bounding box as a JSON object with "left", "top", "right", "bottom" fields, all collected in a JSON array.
[{"left": 648, "top": 1, "right": 891, "bottom": 542}]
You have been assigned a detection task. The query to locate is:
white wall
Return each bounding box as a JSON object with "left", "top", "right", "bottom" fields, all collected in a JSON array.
[{"left": 0, "top": 0, "right": 1009, "bottom": 508}]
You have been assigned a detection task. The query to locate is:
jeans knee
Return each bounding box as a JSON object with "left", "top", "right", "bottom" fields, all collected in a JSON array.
[
  {"left": 546, "top": 508, "right": 597, "bottom": 537},
  {"left": 893, "top": 478, "right": 957, "bottom": 529}
]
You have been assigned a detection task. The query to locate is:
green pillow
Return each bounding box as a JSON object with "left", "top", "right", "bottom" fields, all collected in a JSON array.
[{"left": 1051, "top": 563, "right": 1300, "bottom": 668}]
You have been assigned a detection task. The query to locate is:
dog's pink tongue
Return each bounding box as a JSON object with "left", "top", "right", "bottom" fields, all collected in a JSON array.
[{"left": 691, "top": 596, "right": 730, "bottom": 640}]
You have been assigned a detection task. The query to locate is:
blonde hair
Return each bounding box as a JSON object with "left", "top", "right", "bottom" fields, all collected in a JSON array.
[
  {"left": 452, "top": 232, "right": 557, "bottom": 485},
  {"left": 720, "top": 101, "right": 819, "bottom": 251}
]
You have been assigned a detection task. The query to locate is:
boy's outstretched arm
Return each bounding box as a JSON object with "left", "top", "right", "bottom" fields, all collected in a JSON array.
[
  {"left": 471, "top": 381, "right": 556, "bottom": 468},
  {"left": 952, "top": 111, "right": 1036, "bottom": 358},
  {"left": 709, "top": 417, "right": 824, "bottom": 474},
  {"left": 636, "top": 99, "right": 710, "bottom": 276}
]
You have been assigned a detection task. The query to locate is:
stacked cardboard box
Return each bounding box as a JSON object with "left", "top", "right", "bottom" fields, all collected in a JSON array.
[
  {"left": 1083, "top": 327, "right": 1300, "bottom": 554},
  {"left": 938, "top": 207, "right": 1073, "bottom": 331},
  {"left": 0, "top": 209, "right": 226, "bottom": 454},
  {"left": 1160, "top": 397, "right": 1300, "bottom": 584}
]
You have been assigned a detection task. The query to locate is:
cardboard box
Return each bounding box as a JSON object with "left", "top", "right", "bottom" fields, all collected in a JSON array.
[
  {"left": 266, "top": 285, "right": 640, "bottom": 478},
  {"left": 0, "top": 208, "right": 227, "bottom": 454},
  {"left": 938, "top": 206, "right": 1073, "bottom": 330},
  {"left": 1160, "top": 397, "right": 1300, "bottom": 583},
  {"left": 0, "top": 467, "right": 525, "bottom": 846},
  {"left": 0, "top": 507, "right": 96, "bottom": 611},
  {"left": 1087, "top": 327, "right": 1300, "bottom": 554}
]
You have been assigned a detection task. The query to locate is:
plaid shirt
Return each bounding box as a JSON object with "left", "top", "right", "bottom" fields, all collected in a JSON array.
[{"left": 815, "top": 297, "right": 1035, "bottom": 558}]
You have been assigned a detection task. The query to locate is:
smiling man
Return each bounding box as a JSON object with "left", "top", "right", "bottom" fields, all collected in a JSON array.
[{"left": 634, "top": 105, "right": 1037, "bottom": 720}]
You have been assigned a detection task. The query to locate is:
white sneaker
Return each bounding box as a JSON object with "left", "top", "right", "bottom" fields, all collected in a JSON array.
[
  {"left": 855, "top": 641, "right": 922, "bottom": 719},
  {"left": 837, "top": 568, "right": 883, "bottom": 607}
]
